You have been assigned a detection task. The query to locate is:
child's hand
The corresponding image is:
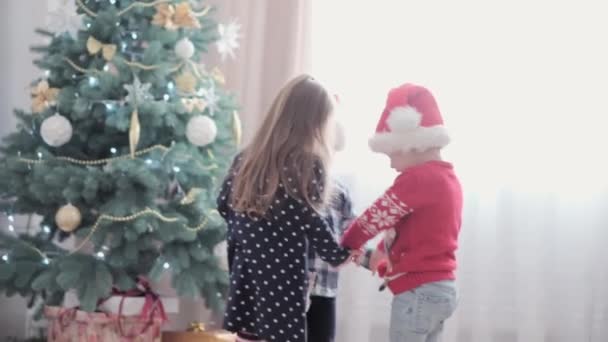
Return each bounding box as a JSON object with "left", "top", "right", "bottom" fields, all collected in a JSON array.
[{"left": 369, "top": 249, "right": 388, "bottom": 275}]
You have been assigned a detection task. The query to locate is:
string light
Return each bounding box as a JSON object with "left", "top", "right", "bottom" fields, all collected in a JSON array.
[
  {"left": 44, "top": 70, "right": 51, "bottom": 78},
  {"left": 131, "top": 32, "right": 138, "bottom": 40},
  {"left": 96, "top": 251, "right": 105, "bottom": 260},
  {"left": 8, "top": 215, "right": 14, "bottom": 223},
  {"left": 1, "top": 255, "right": 8, "bottom": 262},
  {"left": 145, "top": 159, "right": 153, "bottom": 165},
  {"left": 42, "top": 225, "right": 51, "bottom": 234},
  {"left": 37, "top": 152, "right": 43, "bottom": 159},
  {"left": 85, "top": 22, "right": 92, "bottom": 29},
  {"left": 167, "top": 82, "right": 175, "bottom": 91},
  {"left": 109, "top": 0, "right": 117, "bottom": 4},
  {"left": 103, "top": 64, "right": 110, "bottom": 72},
  {"left": 8, "top": 225, "right": 15, "bottom": 232},
  {"left": 163, "top": 94, "right": 170, "bottom": 101},
  {"left": 42, "top": 257, "right": 50, "bottom": 265},
  {"left": 110, "top": 147, "right": 118, "bottom": 154},
  {"left": 105, "top": 102, "right": 116, "bottom": 112},
  {"left": 163, "top": 262, "right": 170, "bottom": 269},
  {"left": 172, "top": 166, "right": 181, "bottom": 173},
  {"left": 88, "top": 76, "right": 99, "bottom": 87}
]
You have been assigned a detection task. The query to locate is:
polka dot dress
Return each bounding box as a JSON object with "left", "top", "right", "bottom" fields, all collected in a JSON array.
[{"left": 217, "top": 160, "right": 351, "bottom": 342}]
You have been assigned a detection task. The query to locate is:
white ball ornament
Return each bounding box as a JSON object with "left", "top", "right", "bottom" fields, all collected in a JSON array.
[
  {"left": 175, "top": 38, "right": 195, "bottom": 60},
  {"left": 55, "top": 203, "right": 81, "bottom": 233},
  {"left": 40, "top": 113, "right": 73, "bottom": 147},
  {"left": 186, "top": 115, "right": 217, "bottom": 146}
]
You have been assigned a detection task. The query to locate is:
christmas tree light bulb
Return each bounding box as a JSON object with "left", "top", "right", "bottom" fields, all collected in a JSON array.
[
  {"left": 110, "top": 147, "right": 117, "bottom": 154},
  {"left": 167, "top": 82, "right": 175, "bottom": 91},
  {"left": 44, "top": 70, "right": 51, "bottom": 77},
  {"left": 131, "top": 32, "right": 138, "bottom": 40},
  {"left": 101, "top": 245, "right": 109, "bottom": 251},
  {"left": 37, "top": 152, "right": 43, "bottom": 159},
  {"left": 103, "top": 64, "right": 110, "bottom": 72},
  {"left": 96, "top": 251, "right": 105, "bottom": 260},
  {"left": 7, "top": 225, "right": 14, "bottom": 232},
  {"left": 173, "top": 166, "right": 181, "bottom": 173},
  {"left": 163, "top": 94, "right": 170, "bottom": 101},
  {"left": 42, "top": 257, "right": 50, "bottom": 265},
  {"left": 105, "top": 102, "right": 116, "bottom": 112},
  {"left": 1, "top": 255, "right": 8, "bottom": 262},
  {"left": 109, "top": 0, "right": 117, "bottom": 4},
  {"left": 88, "top": 76, "right": 99, "bottom": 87},
  {"left": 8, "top": 215, "right": 14, "bottom": 222},
  {"left": 86, "top": 22, "right": 91, "bottom": 29},
  {"left": 145, "top": 159, "right": 153, "bottom": 165},
  {"left": 42, "top": 225, "right": 51, "bottom": 233},
  {"left": 163, "top": 262, "right": 170, "bottom": 269}
]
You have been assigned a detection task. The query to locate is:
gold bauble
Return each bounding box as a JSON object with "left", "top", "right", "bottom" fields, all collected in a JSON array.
[{"left": 55, "top": 203, "right": 82, "bottom": 233}]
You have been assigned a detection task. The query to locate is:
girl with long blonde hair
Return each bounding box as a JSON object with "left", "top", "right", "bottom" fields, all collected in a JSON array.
[{"left": 217, "top": 75, "right": 353, "bottom": 342}]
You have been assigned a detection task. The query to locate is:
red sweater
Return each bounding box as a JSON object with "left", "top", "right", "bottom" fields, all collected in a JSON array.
[{"left": 341, "top": 160, "right": 463, "bottom": 295}]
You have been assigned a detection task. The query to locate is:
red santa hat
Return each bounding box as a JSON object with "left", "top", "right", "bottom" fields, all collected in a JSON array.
[{"left": 369, "top": 83, "right": 450, "bottom": 154}]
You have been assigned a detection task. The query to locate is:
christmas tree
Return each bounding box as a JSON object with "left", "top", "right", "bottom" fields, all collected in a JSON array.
[{"left": 0, "top": 0, "right": 241, "bottom": 313}]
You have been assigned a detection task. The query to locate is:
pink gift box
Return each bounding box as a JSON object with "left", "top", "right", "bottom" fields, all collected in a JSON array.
[{"left": 45, "top": 306, "right": 164, "bottom": 342}]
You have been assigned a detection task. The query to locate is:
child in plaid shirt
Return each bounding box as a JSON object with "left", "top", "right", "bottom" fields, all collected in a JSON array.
[{"left": 307, "top": 180, "right": 355, "bottom": 342}]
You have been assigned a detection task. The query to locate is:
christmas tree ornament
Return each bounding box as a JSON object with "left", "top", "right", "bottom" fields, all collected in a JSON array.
[
  {"left": 124, "top": 75, "right": 151, "bottom": 157},
  {"left": 211, "top": 67, "right": 225, "bottom": 85},
  {"left": 216, "top": 20, "right": 241, "bottom": 60},
  {"left": 40, "top": 113, "right": 73, "bottom": 147},
  {"left": 174, "top": 71, "right": 197, "bottom": 94},
  {"left": 181, "top": 98, "right": 207, "bottom": 113},
  {"left": 31, "top": 80, "right": 60, "bottom": 113},
  {"left": 198, "top": 86, "right": 220, "bottom": 116},
  {"left": 152, "top": 3, "right": 200, "bottom": 30},
  {"left": 129, "top": 109, "right": 141, "bottom": 158},
  {"left": 86, "top": 36, "right": 117, "bottom": 61},
  {"left": 232, "top": 111, "right": 242, "bottom": 146},
  {"left": 175, "top": 37, "right": 195, "bottom": 60},
  {"left": 55, "top": 203, "right": 82, "bottom": 233},
  {"left": 124, "top": 75, "right": 152, "bottom": 104},
  {"left": 186, "top": 115, "right": 217, "bottom": 146},
  {"left": 180, "top": 187, "right": 203, "bottom": 205},
  {"left": 47, "top": 5, "right": 84, "bottom": 39}
]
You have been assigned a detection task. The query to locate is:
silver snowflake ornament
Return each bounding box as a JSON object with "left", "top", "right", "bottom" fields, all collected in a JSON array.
[
  {"left": 197, "top": 86, "right": 220, "bottom": 116},
  {"left": 124, "top": 75, "right": 152, "bottom": 105},
  {"left": 216, "top": 20, "right": 241, "bottom": 61},
  {"left": 47, "top": 6, "right": 84, "bottom": 39}
]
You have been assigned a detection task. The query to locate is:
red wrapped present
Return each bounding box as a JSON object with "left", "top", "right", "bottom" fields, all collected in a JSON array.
[{"left": 45, "top": 278, "right": 167, "bottom": 342}]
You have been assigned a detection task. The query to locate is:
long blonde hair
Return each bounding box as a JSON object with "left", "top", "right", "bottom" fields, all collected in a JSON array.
[{"left": 231, "top": 75, "right": 335, "bottom": 216}]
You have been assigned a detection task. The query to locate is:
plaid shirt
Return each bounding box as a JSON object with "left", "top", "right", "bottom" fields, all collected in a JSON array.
[{"left": 308, "top": 182, "right": 355, "bottom": 298}]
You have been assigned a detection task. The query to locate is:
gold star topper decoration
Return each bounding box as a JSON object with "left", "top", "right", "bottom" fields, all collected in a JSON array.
[
  {"left": 152, "top": 2, "right": 201, "bottom": 30},
  {"left": 31, "top": 80, "right": 60, "bottom": 113}
]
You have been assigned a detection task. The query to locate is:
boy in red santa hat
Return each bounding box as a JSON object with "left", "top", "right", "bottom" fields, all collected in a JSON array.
[{"left": 342, "top": 83, "right": 463, "bottom": 342}]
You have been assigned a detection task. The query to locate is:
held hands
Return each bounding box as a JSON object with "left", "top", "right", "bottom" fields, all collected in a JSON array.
[{"left": 355, "top": 248, "right": 389, "bottom": 275}]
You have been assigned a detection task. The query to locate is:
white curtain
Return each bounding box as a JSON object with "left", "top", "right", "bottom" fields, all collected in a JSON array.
[{"left": 311, "top": 1, "right": 608, "bottom": 341}]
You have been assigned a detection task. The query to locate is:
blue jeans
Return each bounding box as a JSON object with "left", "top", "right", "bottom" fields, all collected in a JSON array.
[{"left": 389, "top": 280, "right": 458, "bottom": 342}]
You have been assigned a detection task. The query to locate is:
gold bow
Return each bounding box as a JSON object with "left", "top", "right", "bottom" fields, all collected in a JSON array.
[
  {"left": 31, "top": 80, "right": 60, "bottom": 113},
  {"left": 188, "top": 322, "right": 206, "bottom": 333},
  {"left": 152, "top": 3, "right": 200, "bottom": 30},
  {"left": 181, "top": 98, "right": 207, "bottom": 113},
  {"left": 174, "top": 71, "right": 198, "bottom": 94},
  {"left": 87, "top": 36, "right": 117, "bottom": 61}
]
